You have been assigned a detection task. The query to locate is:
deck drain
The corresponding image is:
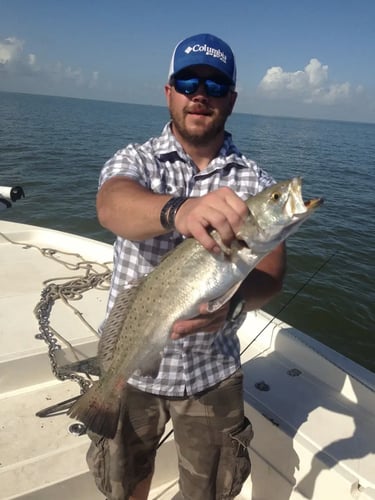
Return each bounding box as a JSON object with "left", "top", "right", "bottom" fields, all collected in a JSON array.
[{"left": 255, "top": 381, "right": 270, "bottom": 391}]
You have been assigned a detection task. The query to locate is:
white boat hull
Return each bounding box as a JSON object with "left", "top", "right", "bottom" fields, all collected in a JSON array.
[{"left": 1, "top": 221, "right": 374, "bottom": 499}]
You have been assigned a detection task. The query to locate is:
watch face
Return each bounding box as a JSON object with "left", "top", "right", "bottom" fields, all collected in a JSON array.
[{"left": 231, "top": 299, "right": 245, "bottom": 321}]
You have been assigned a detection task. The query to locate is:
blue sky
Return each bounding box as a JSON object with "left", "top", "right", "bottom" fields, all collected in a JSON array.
[{"left": 1, "top": 0, "right": 374, "bottom": 123}]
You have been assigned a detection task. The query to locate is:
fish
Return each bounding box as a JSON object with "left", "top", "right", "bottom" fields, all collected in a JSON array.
[{"left": 68, "top": 177, "right": 322, "bottom": 438}]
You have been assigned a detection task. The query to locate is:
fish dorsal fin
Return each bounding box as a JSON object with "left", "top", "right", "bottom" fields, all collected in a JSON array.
[{"left": 98, "top": 277, "right": 145, "bottom": 373}]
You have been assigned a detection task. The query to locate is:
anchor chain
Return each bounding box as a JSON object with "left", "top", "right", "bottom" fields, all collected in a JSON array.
[
  {"left": 34, "top": 285, "right": 93, "bottom": 393},
  {"left": 33, "top": 262, "right": 112, "bottom": 394}
]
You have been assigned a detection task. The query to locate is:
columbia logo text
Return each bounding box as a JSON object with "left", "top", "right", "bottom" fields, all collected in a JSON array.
[{"left": 184, "top": 44, "right": 227, "bottom": 64}]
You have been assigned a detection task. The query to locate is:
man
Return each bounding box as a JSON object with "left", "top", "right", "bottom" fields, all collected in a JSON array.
[{"left": 91, "top": 33, "right": 286, "bottom": 500}]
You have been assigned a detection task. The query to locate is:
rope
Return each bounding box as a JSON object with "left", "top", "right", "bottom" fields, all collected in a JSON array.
[{"left": 1, "top": 230, "right": 112, "bottom": 390}]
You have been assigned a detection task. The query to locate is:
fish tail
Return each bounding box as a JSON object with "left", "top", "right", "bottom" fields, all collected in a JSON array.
[{"left": 68, "top": 378, "right": 125, "bottom": 439}]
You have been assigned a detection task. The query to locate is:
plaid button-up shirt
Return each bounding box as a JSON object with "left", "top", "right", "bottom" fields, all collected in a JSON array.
[{"left": 99, "top": 123, "right": 274, "bottom": 397}]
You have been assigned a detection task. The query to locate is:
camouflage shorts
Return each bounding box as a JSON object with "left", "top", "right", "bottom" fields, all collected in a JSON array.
[{"left": 86, "top": 369, "right": 253, "bottom": 500}]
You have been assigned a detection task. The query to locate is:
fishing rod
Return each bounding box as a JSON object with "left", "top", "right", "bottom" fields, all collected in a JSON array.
[{"left": 240, "top": 250, "right": 338, "bottom": 357}]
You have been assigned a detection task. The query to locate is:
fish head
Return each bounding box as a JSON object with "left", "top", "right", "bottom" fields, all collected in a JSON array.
[{"left": 238, "top": 177, "right": 323, "bottom": 252}]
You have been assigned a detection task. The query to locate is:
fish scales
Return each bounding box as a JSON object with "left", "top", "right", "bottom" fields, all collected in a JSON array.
[
  {"left": 68, "top": 178, "right": 323, "bottom": 438},
  {"left": 101, "top": 238, "right": 243, "bottom": 378}
]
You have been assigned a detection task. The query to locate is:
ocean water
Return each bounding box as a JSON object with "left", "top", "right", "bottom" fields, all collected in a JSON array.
[{"left": 1, "top": 91, "right": 374, "bottom": 372}]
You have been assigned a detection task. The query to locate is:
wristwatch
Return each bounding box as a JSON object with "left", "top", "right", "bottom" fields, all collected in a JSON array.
[{"left": 227, "top": 295, "right": 246, "bottom": 322}]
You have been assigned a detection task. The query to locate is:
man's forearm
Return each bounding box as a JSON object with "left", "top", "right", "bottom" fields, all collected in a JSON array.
[
  {"left": 97, "top": 177, "right": 251, "bottom": 252},
  {"left": 97, "top": 177, "right": 171, "bottom": 240},
  {"left": 238, "top": 243, "right": 286, "bottom": 312}
]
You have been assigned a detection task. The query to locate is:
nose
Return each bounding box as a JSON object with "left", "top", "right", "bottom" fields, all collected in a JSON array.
[{"left": 191, "top": 82, "right": 209, "bottom": 101}]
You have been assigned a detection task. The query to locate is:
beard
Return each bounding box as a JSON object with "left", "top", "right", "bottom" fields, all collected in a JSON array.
[{"left": 169, "top": 105, "right": 230, "bottom": 147}]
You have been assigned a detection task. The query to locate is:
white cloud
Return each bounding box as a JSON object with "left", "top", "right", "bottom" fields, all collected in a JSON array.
[
  {"left": 0, "top": 36, "right": 24, "bottom": 64},
  {"left": 89, "top": 71, "right": 99, "bottom": 89},
  {"left": 0, "top": 35, "right": 99, "bottom": 91},
  {"left": 258, "top": 58, "right": 358, "bottom": 105},
  {"left": 0, "top": 36, "right": 40, "bottom": 78},
  {"left": 52, "top": 62, "right": 85, "bottom": 86},
  {"left": 28, "top": 53, "right": 37, "bottom": 66}
]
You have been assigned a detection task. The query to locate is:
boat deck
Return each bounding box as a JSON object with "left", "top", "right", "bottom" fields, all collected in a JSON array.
[{"left": 1, "top": 221, "right": 374, "bottom": 499}]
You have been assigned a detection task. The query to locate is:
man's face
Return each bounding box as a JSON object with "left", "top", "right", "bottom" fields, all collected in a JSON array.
[{"left": 165, "top": 65, "right": 237, "bottom": 147}]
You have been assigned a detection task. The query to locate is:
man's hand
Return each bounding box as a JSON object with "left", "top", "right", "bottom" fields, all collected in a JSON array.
[
  {"left": 171, "top": 302, "right": 230, "bottom": 339},
  {"left": 174, "top": 187, "right": 249, "bottom": 253}
]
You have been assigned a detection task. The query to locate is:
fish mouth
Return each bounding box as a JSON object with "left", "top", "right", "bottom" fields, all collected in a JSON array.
[
  {"left": 304, "top": 197, "right": 324, "bottom": 211},
  {"left": 292, "top": 197, "right": 323, "bottom": 221},
  {"left": 290, "top": 177, "right": 323, "bottom": 215}
]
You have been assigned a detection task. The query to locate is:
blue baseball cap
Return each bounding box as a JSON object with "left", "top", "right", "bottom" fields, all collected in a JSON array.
[{"left": 168, "top": 33, "right": 236, "bottom": 86}]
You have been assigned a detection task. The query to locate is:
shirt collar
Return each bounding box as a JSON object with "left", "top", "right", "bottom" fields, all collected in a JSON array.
[{"left": 154, "top": 122, "right": 248, "bottom": 170}]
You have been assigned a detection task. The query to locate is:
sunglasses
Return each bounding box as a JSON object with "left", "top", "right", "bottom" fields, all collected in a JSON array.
[{"left": 172, "top": 76, "right": 233, "bottom": 98}]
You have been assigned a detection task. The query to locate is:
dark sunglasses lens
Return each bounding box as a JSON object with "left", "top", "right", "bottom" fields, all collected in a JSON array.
[
  {"left": 173, "top": 77, "right": 231, "bottom": 97},
  {"left": 205, "top": 80, "right": 230, "bottom": 97},
  {"left": 174, "top": 78, "right": 199, "bottom": 95}
]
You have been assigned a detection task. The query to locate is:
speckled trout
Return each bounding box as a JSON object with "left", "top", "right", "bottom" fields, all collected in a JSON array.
[{"left": 68, "top": 178, "right": 322, "bottom": 438}]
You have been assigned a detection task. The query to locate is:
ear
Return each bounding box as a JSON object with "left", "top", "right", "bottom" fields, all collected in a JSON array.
[
  {"left": 165, "top": 84, "right": 172, "bottom": 105},
  {"left": 228, "top": 91, "right": 238, "bottom": 115}
]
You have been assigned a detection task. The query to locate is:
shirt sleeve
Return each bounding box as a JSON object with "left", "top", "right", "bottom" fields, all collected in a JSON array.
[
  {"left": 257, "top": 165, "right": 276, "bottom": 191},
  {"left": 98, "top": 144, "right": 151, "bottom": 189},
  {"left": 241, "top": 157, "right": 276, "bottom": 194}
]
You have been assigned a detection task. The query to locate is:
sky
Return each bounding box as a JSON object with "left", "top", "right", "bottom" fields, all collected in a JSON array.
[{"left": 1, "top": 0, "right": 374, "bottom": 123}]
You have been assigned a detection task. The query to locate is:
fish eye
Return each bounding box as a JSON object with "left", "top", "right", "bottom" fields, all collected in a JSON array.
[{"left": 271, "top": 192, "right": 281, "bottom": 201}]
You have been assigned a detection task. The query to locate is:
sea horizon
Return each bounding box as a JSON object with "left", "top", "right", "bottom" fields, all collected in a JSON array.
[
  {"left": 1, "top": 89, "right": 374, "bottom": 127},
  {"left": 1, "top": 91, "right": 374, "bottom": 372}
]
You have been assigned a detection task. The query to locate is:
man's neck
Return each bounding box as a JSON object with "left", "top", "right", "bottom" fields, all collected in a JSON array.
[
  {"left": 186, "top": 144, "right": 222, "bottom": 171},
  {"left": 172, "top": 127, "right": 225, "bottom": 171}
]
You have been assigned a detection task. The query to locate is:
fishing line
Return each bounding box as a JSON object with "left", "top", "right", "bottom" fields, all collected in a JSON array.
[
  {"left": 240, "top": 250, "right": 338, "bottom": 357},
  {"left": 158, "top": 252, "right": 338, "bottom": 449}
]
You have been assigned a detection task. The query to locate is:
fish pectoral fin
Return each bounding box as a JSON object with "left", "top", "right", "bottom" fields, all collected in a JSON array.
[
  {"left": 210, "top": 231, "right": 250, "bottom": 259},
  {"left": 211, "top": 230, "right": 232, "bottom": 255},
  {"left": 206, "top": 283, "right": 242, "bottom": 313}
]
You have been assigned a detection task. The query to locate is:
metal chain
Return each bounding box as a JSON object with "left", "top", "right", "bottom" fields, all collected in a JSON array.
[
  {"left": 0, "top": 232, "right": 112, "bottom": 416},
  {"left": 0, "top": 230, "right": 115, "bottom": 394},
  {"left": 34, "top": 286, "right": 92, "bottom": 392},
  {"left": 34, "top": 265, "right": 112, "bottom": 393}
]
